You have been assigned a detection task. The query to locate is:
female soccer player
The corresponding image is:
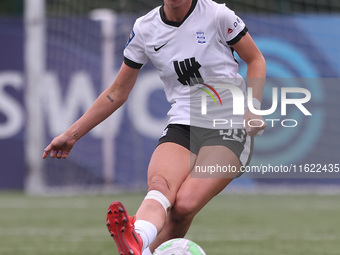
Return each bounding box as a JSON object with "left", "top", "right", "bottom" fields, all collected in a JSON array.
[{"left": 43, "top": 0, "right": 266, "bottom": 254}]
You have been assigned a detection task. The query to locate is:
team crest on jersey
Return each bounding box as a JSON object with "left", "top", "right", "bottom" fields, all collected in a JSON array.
[
  {"left": 196, "top": 31, "right": 206, "bottom": 44},
  {"left": 125, "top": 30, "right": 135, "bottom": 48}
]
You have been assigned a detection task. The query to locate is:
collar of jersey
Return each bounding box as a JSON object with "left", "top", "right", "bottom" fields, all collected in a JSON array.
[{"left": 159, "top": 0, "right": 198, "bottom": 27}]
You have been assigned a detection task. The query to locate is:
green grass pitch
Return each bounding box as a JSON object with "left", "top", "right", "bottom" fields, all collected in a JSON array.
[{"left": 0, "top": 192, "right": 339, "bottom": 255}]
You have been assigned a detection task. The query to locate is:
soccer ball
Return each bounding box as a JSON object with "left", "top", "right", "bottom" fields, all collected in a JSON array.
[{"left": 153, "top": 238, "right": 206, "bottom": 255}]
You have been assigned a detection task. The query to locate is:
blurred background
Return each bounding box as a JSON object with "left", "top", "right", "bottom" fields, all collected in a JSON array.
[
  {"left": 1, "top": 1, "right": 340, "bottom": 255},
  {"left": 1, "top": 0, "right": 340, "bottom": 193}
]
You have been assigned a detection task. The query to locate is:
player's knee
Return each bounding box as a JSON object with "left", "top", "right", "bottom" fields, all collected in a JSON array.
[
  {"left": 148, "top": 174, "right": 175, "bottom": 205},
  {"left": 171, "top": 193, "right": 199, "bottom": 221}
]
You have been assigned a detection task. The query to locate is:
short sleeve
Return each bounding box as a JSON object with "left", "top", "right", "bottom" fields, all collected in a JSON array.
[
  {"left": 123, "top": 20, "right": 149, "bottom": 69},
  {"left": 216, "top": 4, "right": 248, "bottom": 46}
]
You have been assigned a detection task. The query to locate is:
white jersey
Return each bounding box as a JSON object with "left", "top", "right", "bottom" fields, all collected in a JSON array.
[{"left": 124, "top": 0, "right": 248, "bottom": 129}]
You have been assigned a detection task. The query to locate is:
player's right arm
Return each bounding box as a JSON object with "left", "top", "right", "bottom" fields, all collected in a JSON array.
[{"left": 42, "top": 62, "right": 140, "bottom": 159}]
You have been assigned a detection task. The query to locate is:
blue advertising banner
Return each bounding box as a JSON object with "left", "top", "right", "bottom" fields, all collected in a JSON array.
[{"left": 0, "top": 18, "right": 25, "bottom": 189}]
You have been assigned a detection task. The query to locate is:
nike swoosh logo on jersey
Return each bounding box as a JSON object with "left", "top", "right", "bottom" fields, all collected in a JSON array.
[{"left": 154, "top": 42, "right": 168, "bottom": 51}]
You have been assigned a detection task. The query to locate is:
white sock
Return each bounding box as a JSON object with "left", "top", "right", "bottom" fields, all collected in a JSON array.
[
  {"left": 134, "top": 220, "right": 157, "bottom": 251},
  {"left": 142, "top": 247, "right": 153, "bottom": 255}
]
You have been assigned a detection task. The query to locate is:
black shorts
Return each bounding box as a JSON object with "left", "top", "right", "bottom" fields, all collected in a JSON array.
[{"left": 158, "top": 124, "right": 254, "bottom": 166}]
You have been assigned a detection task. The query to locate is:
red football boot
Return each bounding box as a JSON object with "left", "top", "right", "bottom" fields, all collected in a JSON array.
[{"left": 106, "top": 201, "right": 143, "bottom": 255}]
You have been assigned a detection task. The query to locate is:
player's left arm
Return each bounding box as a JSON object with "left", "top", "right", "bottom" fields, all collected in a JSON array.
[{"left": 231, "top": 32, "right": 267, "bottom": 136}]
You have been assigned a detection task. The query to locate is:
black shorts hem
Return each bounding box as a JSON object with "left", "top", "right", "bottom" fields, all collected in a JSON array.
[
  {"left": 157, "top": 124, "right": 253, "bottom": 166},
  {"left": 158, "top": 124, "right": 191, "bottom": 152}
]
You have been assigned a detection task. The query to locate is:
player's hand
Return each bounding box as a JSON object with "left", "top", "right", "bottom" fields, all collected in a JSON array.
[
  {"left": 244, "top": 108, "right": 266, "bottom": 136},
  {"left": 42, "top": 133, "right": 76, "bottom": 159}
]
